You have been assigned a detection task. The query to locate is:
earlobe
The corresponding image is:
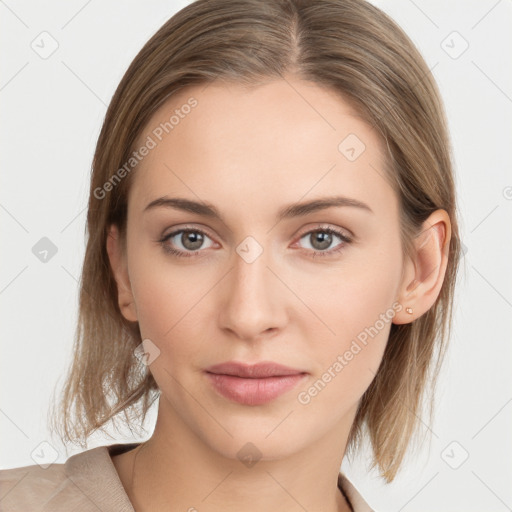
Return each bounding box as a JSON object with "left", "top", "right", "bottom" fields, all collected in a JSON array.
[
  {"left": 393, "top": 210, "right": 451, "bottom": 325},
  {"left": 106, "top": 224, "right": 138, "bottom": 323}
]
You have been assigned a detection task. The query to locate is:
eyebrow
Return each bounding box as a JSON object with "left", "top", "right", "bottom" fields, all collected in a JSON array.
[{"left": 144, "top": 195, "right": 373, "bottom": 222}]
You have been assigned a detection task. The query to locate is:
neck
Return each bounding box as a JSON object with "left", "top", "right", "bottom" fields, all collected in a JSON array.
[{"left": 116, "top": 397, "right": 356, "bottom": 512}]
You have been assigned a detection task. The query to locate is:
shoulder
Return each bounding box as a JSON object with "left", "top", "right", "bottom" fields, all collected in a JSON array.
[
  {"left": 0, "top": 459, "right": 74, "bottom": 510},
  {"left": 0, "top": 444, "right": 136, "bottom": 511}
]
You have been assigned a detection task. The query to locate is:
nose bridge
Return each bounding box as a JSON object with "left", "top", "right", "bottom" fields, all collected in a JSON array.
[{"left": 218, "top": 235, "right": 286, "bottom": 339}]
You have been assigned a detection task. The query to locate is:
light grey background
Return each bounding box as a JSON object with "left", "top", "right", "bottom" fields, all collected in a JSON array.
[{"left": 1, "top": 1, "right": 511, "bottom": 510}]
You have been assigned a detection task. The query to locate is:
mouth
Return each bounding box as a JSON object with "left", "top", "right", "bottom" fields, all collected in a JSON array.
[{"left": 204, "top": 361, "right": 308, "bottom": 405}]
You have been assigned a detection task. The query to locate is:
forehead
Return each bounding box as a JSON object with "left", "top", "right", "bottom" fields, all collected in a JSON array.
[{"left": 128, "top": 78, "right": 395, "bottom": 219}]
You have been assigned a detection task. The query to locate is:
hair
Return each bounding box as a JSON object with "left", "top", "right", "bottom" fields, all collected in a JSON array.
[{"left": 49, "top": 0, "right": 463, "bottom": 483}]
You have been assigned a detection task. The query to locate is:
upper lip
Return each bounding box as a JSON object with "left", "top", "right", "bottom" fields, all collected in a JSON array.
[{"left": 205, "top": 361, "right": 307, "bottom": 378}]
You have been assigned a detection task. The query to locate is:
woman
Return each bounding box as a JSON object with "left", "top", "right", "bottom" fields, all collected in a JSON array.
[{"left": 0, "top": 0, "right": 461, "bottom": 510}]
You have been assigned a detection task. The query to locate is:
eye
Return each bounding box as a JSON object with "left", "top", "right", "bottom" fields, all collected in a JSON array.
[
  {"left": 296, "top": 226, "right": 352, "bottom": 258},
  {"left": 158, "top": 225, "right": 353, "bottom": 259},
  {"left": 159, "top": 228, "right": 215, "bottom": 258}
]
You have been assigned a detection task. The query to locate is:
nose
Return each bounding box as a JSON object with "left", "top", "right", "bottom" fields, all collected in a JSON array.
[{"left": 217, "top": 241, "right": 288, "bottom": 342}]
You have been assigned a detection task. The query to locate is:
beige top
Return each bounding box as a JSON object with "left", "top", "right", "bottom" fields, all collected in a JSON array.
[{"left": 0, "top": 443, "right": 374, "bottom": 511}]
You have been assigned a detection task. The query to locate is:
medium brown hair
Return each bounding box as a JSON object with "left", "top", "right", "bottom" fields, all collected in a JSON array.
[{"left": 49, "top": 0, "right": 463, "bottom": 482}]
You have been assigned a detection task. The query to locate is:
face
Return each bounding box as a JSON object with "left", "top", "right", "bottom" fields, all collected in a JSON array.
[{"left": 109, "top": 77, "right": 409, "bottom": 461}]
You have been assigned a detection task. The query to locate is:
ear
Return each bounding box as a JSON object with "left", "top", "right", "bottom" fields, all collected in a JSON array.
[
  {"left": 393, "top": 209, "right": 451, "bottom": 325},
  {"left": 106, "top": 224, "right": 138, "bottom": 323}
]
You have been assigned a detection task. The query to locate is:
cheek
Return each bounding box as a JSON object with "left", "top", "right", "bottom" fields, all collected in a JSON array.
[
  {"left": 297, "top": 235, "right": 402, "bottom": 337},
  {"left": 128, "top": 250, "right": 213, "bottom": 359},
  {"left": 128, "top": 257, "right": 225, "bottom": 418},
  {"left": 295, "top": 288, "right": 393, "bottom": 416},
  {"left": 294, "top": 241, "right": 402, "bottom": 404}
]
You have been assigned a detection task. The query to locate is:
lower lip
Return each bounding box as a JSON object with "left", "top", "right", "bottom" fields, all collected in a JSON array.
[{"left": 205, "top": 372, "right": 307, "bottom": 405}]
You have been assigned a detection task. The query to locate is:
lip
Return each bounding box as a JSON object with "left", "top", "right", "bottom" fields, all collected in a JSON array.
[{"left": 204, "top": 361, "right": 308, "bottom": 406}]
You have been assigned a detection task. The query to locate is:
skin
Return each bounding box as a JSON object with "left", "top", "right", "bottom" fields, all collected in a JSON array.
[{"left": 106, "top": 76, "right": 451, "bottom": 512}]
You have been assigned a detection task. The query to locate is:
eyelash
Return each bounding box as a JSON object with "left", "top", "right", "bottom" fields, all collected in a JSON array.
[{"left": 158, "top": 226, "right": 352, "bottom": 259}]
